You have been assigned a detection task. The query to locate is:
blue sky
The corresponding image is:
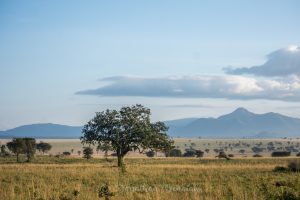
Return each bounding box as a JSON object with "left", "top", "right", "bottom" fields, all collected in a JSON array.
[{"left": 1, "top": 0, "right": 300, "bottom": 130}]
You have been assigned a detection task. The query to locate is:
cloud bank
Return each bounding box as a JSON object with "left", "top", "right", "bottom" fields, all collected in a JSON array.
[
  {"left": 76, "top": 75, "right": 300, "bottom": 101},
  {"left": 224, "top": 45, "right": 300, "bottom": 77}
]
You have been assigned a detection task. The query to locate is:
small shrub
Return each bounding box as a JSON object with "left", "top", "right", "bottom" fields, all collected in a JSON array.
[
  {"left": 183, "top": 149, "right": 196, "bottom": 157},
  {"left": 271, "top": 151, "right": 291, "bottom": 157},
  {"left": 98, "top": 183, "right": 113, "bottom": 200},
  {"left": 167, "top": 149, "right": 182, "bottom": 157},
  {"left": 73, "top": 189, "right": 80, "bottom": 197},
  {"left": 253, "top": 154, "right": 263, "bottom": 157},
  {"left": 145, "top": 151, "right": 155, "bottom": 157},
  {"left": 195, "top": 150, "right": 204, "bottom": 158},
  {"left": 216, "top": 152, "right": 230, "bottom": 160},
  {"left": 273, "top": 166, "right": 288, "bottom": 173},
  {"left": 296, "top": 152, "right": 300, "bottom": 157},
  {"left": 83, "top": 147, "right": 93, "bottom": 159},
  {"left": 228, "top": 154, "right": 234, "bottom": 158},
  {"left": 62, "top": 152, "right": 71, "bottom": 156}
]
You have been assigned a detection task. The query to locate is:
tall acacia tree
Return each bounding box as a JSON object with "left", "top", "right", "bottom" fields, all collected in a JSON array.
[
  {"left": 23, "top": 138, "right": 36, "bottom": 162},
  {"left": 81, "top": 104, "right": 174, "bottom": 171},
  {"left": 6, "top": 138, "right": 25, "bottom": 162}
]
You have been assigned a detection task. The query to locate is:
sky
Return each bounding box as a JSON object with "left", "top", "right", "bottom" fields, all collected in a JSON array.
[{"left": 0, "top": 0, "right": 300, "bottom": 130}]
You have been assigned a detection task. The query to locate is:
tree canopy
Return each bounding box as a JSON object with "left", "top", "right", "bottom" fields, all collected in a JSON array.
[
  {"left": 36, "top": 142, "right": 52, "bottom": 154},
  {"left": 6, "top": 138, "right": 36, "bottom": 162},
  {"left": 81, "top": 104, "right": 174, "bottom": 170}
]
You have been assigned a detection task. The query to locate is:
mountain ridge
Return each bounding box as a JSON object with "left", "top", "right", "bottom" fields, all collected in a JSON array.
[
  {"left": 1, "top": 108, "right": 300, "bottom": 138},
  {"left": 165, "top": 108, "right": 300, "bottom": 138}
]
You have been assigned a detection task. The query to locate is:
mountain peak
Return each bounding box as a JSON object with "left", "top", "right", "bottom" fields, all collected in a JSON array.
[
  {"left": 217, "top": 107, "right": 253, "bottom": 120},
  {"left": 232, "top": 107, "right": 251, "bottom": 114}
]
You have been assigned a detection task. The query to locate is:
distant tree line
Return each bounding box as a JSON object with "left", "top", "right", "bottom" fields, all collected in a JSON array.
[{"left": 2, "top": 138, "right": 52, "bottom": 162}]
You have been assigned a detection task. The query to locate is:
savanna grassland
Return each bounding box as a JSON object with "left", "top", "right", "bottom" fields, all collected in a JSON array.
[
  {"left": 0, "top": 156, "right": 299, "bottom": 199},
  {"left": 0, "top": 139, "right": 299, "bottom": 200}
]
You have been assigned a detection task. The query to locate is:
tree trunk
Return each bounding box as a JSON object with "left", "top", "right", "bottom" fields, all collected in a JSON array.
[
  {"left": 16, "top": 153, "right": 19, "bottom": 163},
  {"left": 117, "top": 155, "right": 123, "bottom": 167},
  {"left": 117, "top": 155, "right": 126, "bottom": 172}
]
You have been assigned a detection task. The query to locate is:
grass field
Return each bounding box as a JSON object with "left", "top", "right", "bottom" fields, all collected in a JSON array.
[
  {"left": 0, "top": 156, "right": 299, "bottom": 200},
  {"left": 0, "top": 139, "right": 300, "bottom": 200}
]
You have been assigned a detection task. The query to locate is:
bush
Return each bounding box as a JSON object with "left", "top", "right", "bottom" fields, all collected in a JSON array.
[
  {"left": 83, "top": 147, "right": 93, "bottom": 159},
  {"left": 167, "top": 149, "right": 182, "bottom": 157},
  {"left": 288, "top": 161, "right": 300, "bottom": 172},
  {"left": 271, "top": 151, "right": 291, "bottom": 157},
  {"left": 195, "top": 150, "right": 204, "bottom": 158},
  {"left": 183, "top": 149, "right": 196, "bottom": 157},
  {"left": 253, "top": 154, "right": 262, "bottom": 157},
  {"left": 145, "top": 151, "right": 155, "bottom": 157},
  {"left": 216, "top": 152, "right": 230, "bottom": 160},
  {"left": 98, "top": 183, "right": 114, "bottom": 199},
  {"left": 228, "top": 154, "right": 234, "bottom": 158},
  {"left": 296, "top": 152, "right": 300, "bottom": 157},
  {"left": 62, "top": 151, "right": 71, "bottom": 156},
  {"left": 273, "top": 166, "right": 289, "bottom": 173}
]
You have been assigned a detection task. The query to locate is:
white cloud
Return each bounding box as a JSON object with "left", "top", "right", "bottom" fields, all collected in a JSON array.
[
  {"left": 76, "top": 75, "right": 300, "bottom": 101},
  {"left": 224, "top": 45, "right": 300, "bottom": 77}
]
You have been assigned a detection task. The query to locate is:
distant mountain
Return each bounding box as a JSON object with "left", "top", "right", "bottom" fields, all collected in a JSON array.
[
  {"left": 0, "top": 123, "right": 83, "bottom": 139},
  {"left": 1, "top": 108, "right": 300, "bottom": 139},
  {"left": 165, "top": 108, "right": 300, "bottom": 138}
]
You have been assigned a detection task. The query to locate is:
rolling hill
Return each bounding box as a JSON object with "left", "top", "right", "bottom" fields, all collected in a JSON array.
[{"left": 0, "top": 123, "right": 83, "bottom": 139}]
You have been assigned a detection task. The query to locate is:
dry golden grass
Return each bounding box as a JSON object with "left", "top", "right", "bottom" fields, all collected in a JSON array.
[{"left": 0, "top": 157, "right": 299, "bottom": 200}]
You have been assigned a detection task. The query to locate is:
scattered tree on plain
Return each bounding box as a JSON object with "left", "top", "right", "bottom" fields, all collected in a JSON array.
[
  {"left": 83, "top": 147, "right": 93, "bottom": 159},
  {"left": 6, "top": 138, "right": 25, "bottom": 162},
  {"left": 195, "top": 150, "right": 204, "bottom": 158},
  {"left": 36, "top": 142, "right": 52, "bottom": 154},
  {"left": 6, "top": 138, "right": 36, "bottom": 162},
  {"left": 23, "top": 138, "right": 36, "bottom": 162},
  {"left": 81, "top": 104, "right": 174, "bottom": 171}
]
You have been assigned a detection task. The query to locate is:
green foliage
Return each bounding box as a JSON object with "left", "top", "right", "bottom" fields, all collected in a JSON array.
[
  {"left": 271, "top": 151, "right": 291, "bottom": 157},
  {"left": 81, "top": 104, "right": 174, "bottom": 169},
  {"left": 62, "top": 151, "right": 71, "bottom": 156},
  {"left": 6, "top": 138, "right": 26, "bottom": 162},
  {"left": 239, "top": 149, "right": 245, "bottom": 154},
  {"left": 252, "top": 146, "right": 263, "bottom": 154},
  {"left": 195, "top": 150, "right": 204, "bottom": 158},
  {"left": 83, "top": 147, "right": 93, "bottom": 159},
  {"left": 23, "top": 138, "right": 36, "bottom": 162},
  {"left": 183, "top": 149, "right": 196, "bottom": 157},
  {"left": 145, "top": 150, "right": 155, "bottom": 157},
  {"left": 6, "top": 138, "right": 36, "bottom": 162},
  {"left": 216, "top": 151, "right": 230, "bottom": 160},
  {"left": 166, "top": 149, "right": 182, "bottom": 157},
  {"left": 98, "top": 183, "right": 113, "bottom": 200},
  {"left": 273, "top": 166, "right": 289, "bottom": 173},
  {"left": 36, "top": 142, "right": 52, "bottom": 154},
  {"left": 97, "top": 142, "right": 112, "bottom": 158}
]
